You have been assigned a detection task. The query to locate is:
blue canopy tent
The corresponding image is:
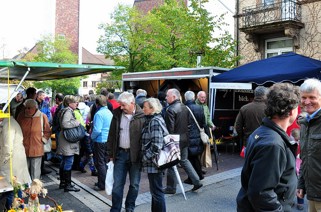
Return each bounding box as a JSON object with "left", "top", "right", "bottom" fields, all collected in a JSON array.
[
  {"left": 209, "top": 53, "right": 321, "bottom": 146},
  {"left": 212, "top": 52, "right": 321, "bottom": 85}
]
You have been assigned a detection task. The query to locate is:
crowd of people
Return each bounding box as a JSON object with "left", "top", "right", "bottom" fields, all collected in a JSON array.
[
  {"left": 3, "top": 77, "right": 321, "bottom": 212},
  {"left": 1, "top": 87, "right": 212, "bottom": 212}
]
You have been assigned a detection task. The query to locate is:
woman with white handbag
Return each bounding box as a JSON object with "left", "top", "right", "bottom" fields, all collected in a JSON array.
[{"left": 141, "top": 98, "right": 167, "bottom": 212}]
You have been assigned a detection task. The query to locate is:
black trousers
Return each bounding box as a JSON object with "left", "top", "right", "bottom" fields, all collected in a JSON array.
[
  {"left": 93, "top": 142, "right": 107, "bottom": 189},
  {"left": 188, "top": 154, "right": 203, "bottom": 179}
]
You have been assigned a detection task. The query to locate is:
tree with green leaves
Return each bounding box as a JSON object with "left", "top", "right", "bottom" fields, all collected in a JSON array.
[
  {"left": 97, "top": 4, "right": 150, "bottom": 76},
  {"left": 97, "top": 0, "right": 239, "bottom": 73},
  {"left": 25, "top": 35, "right": 81, "bottom": 94}
]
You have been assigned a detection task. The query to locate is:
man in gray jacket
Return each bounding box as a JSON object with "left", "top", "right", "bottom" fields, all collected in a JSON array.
[
  {"left": 163, "top": 88, "right": 203, "bottom": 194},
  {"left": 297, "top": 78, "right": 321, "bottom": 212}
]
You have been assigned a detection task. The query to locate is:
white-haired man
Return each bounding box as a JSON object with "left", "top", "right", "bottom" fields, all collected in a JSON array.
[
  {"left": 297, "top": 78, "right": 321, "bottom": 212},
  {"left": 163, "top": 89, "right": 203, "bottom": 194},
  {"left": 107, "top": 92, "right": 145, "bottom": 212}
]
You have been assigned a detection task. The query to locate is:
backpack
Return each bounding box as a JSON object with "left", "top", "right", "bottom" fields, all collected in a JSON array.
[{"left": 52, "top": 104, "right": 63, "bottom": 133}]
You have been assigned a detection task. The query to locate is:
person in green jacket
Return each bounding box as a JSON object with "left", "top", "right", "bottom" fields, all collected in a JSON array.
[{"left": 195, "top": 91, "right": 216, "bottom": 132}]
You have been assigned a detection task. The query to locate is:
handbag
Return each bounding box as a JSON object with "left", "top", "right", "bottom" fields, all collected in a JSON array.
[
  {"left": 61, "top": 108, "right": 86, "bottom": 143},
  {"left": 186, "top": 107, "right": 209, "bottom": 144},
  {"left": 63, "top": 125, "right": 85, "bottom": 143},
  {"left": 105, "top": 161, "right": 114, "bottom": 195},
  {"left": 240, "top": 146, "right": 246, "bottom": 158},
  {"left": 40, "top": 113, "right": 52, "bottom": 153},
  {"left": 149, "top": 118, "right": 181, "bottom": 170},
  {"left": 201, "top": 143, "right": 212, "bottom": 168}
]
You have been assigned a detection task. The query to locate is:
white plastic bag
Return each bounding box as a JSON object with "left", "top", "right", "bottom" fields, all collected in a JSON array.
[{"left": 105, "top": 161, "right": 114, "bottom": 195}]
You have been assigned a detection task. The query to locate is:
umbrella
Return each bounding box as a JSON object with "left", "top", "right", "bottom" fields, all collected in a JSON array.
[
  {"left": 173, "top": 165, "right": 187, "bottom": 200},
  {"left": 212, "top": 139, "right": 219, "bottom": 170}
]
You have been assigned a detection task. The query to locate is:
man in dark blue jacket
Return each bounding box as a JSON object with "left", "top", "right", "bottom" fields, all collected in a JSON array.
[
  {"left": 237, "top": 83, "right": 300, "bottom": 212},
  {"left": 184, "top": 91, "right": 206, "bottom": 183}
]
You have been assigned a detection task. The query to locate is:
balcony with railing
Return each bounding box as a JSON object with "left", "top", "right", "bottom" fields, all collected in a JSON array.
[{"left": 240, "top": 0, "right": 304, "bottom": 34}]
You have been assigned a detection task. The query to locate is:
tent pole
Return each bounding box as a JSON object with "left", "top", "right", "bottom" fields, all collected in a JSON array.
[{"left": 2, "top": 67, "right": 30, "bottom": 112}]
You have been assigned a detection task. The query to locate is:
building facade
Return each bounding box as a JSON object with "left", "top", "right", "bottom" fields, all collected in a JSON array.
[
  {"left": 134, "top": 0, "right": 188, "bottom": 13},
  {"left": 235, "top": 0, "right": 321, "bottom": 65},
  {"left": 55, "top": 0, "right": 114, "bottom": 95},
  {"left": 56, "top": 0, "right": 80, "bottom": 55}
]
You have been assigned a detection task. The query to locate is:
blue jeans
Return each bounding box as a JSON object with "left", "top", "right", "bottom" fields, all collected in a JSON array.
[
  {"left": 60, "top": 155, "right": 74, "bottom": 171},
  {"left": 110, "top": 150, "right": 141, "bottom": 212},
  {"left": 166, "top": 147, "right": 200, "bottom": 190},
  {"left": 148, "top": 172, "right": 166, "bottom": 212}
]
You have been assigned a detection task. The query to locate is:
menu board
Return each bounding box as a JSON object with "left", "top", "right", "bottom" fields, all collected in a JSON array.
[
  {"left": 215, "top": 89, "right": 253, "bottom": 110},
  {"left": 234, "top": 89, "right": 254, "bottom": 109}
]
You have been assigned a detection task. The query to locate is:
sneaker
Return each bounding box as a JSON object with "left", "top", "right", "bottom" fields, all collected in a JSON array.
[
  {"left": 192, "top": 183, "right": 203, "bottom": 191},
  {"left": 183, "top": 178, "right": 193, "bottom": 185},
  {"left": 163, "top": 188, "right": 176, "bottom": 194}
]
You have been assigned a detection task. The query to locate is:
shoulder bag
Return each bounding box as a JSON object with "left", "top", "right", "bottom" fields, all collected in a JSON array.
[
  {"left": 61, "top": 109, "right": 86, "bottom": 143},
  {"left": 186, "top": 107, "right": 209, "bottom": 144},
  {"left": 40, "top": 113, "right": 52, "bottom": 153},
  {"left": 149, "top": 118, "right": 181, "bottom": 170}
]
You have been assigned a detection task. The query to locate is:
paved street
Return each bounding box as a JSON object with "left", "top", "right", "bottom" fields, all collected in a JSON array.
[{"left": 38, "top": 152, "right": 307, "bottom": 212}]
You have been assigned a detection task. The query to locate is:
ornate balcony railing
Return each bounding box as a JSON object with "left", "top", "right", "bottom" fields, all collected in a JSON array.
[{"left": 241, "top": 0, "right": 302, "bottom": 29}]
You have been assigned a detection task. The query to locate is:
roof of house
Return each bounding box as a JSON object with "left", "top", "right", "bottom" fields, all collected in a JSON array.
[
  {"left": 12, "top": 44, "right": 114, "bottom": 66},
  {"left": 81, "top": 47, "right": 113, "bottom": 65}
]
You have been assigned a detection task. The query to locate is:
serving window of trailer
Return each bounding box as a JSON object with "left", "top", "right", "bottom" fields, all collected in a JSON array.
[{"left": 212, "top": 89, "right": 254, "bottom": 139}]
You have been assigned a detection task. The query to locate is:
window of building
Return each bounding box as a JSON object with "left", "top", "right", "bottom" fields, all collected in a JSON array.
[
  {"left": 83, "top": 81, "right": 87, "bottom": 87},
  {"left": 265, "top": 38, "right": 293, "bottom": 58},
  {"left": 92, "top": 81, "right": 97, "bottom": 88},
  {"left": 262, "top": 0, "right": 274, "bottom": 6},
  {"left": 57, "top": 34, "right": 65, "bottom": 40}
]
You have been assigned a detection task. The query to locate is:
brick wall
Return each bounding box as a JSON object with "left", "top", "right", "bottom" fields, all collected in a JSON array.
[
  {"left": 134, "top": 0, "right": 187, "bottom": 14},
  {"left": 55, "top": 0, "right": 80, "bottom": 55}
]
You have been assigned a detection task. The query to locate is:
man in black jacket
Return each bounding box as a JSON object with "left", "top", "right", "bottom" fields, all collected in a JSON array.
[
  {"left": 236, "top": 83, "right": 300, "bottom": 211},
  {"left": 163, "top": 88, "right": 202, "bottom": 194}
]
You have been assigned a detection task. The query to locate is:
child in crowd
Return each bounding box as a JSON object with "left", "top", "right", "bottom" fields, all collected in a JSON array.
[{"left": 291, "top": 128, "right": 304, "bottom": 210}]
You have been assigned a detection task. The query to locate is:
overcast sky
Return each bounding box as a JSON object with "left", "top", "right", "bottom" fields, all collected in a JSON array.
[{"left": 0, "top": 0, "right": 234, "bottom": 59}]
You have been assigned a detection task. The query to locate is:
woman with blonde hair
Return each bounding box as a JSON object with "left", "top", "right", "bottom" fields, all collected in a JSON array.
[
  {"left": 56, "top": 95, "right": 81, "bottom": 192},
  {"left": 141, "top": 98, "right": 166, "bottom": 212}
]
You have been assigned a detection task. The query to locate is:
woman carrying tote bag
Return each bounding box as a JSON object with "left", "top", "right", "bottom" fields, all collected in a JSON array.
[{"left": 141, "top": 98, "right": 167, "bottom": 212}]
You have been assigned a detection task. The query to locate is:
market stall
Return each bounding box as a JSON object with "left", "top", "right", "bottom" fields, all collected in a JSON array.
[{"left": 0, "top": 60, "right": 124, "bottom": 211}]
